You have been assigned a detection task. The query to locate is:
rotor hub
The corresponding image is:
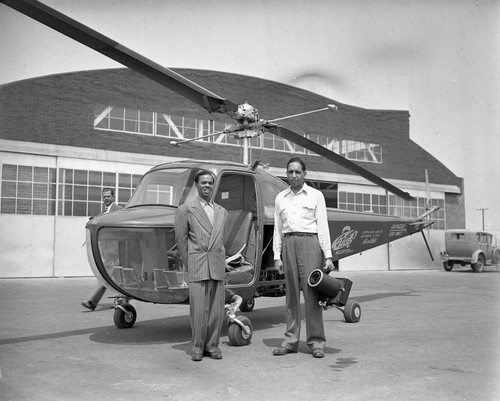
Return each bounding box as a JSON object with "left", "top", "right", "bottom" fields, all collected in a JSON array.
[{"left": 236, "top": 101, "right": 259, "bottom": 123}]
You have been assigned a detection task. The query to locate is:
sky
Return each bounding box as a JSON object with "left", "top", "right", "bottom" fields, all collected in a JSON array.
[{"left": 1, "top": 0, "right": 499, "bottom": 234}]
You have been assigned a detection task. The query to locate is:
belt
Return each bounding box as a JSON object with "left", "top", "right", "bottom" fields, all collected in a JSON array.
[{"left": 284, "top": 232, "right": 317, "bottom": 237}]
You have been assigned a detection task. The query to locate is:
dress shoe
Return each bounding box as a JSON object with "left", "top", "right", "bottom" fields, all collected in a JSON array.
[
  {"left": 81, "top": 301, "right": 96, "bottom": 311},
  {"left": 191, "top": 352, "right": 203, "bottom": 362},
  {"left": 204, "top": 349, "right": 222, "bottom": 359},
  {"left": 272, "top": 347, "right": 296, "bottom": 356},
  {"left": 312, "top": 349, "right": 325, "bottom": 358}
]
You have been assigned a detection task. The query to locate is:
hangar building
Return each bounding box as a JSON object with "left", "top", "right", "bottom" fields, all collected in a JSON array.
[{"left": 0, "top": 68, "right": 464, "bottom": 277}]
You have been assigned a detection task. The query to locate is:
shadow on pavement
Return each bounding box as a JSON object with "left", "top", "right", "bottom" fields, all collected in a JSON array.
[{"left": 0, "top": 290, "right": 420, "bottom": 347}]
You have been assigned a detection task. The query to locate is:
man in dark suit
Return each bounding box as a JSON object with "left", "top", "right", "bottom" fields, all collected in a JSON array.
[
  {"left": 175, "top": 170, "right": 228, "bottom": 362},
  {"left": 81, "top": 188, "right": 122, "bottom": 311}
]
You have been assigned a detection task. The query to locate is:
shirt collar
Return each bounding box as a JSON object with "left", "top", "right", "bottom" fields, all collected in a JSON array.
[
  {"left": 284, "top": 182, "right": 310, "bottom": 197},
  {"left": 197, "top": 196, "right": 213, "bottom": 206}
]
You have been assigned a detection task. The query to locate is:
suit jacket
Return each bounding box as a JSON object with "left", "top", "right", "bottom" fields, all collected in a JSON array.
[
  {"left": 104, "top": 203, "right": 122, "bottom": 214},
  {"left": 175, "top": 197, "right": 227, "bottom": 283}
]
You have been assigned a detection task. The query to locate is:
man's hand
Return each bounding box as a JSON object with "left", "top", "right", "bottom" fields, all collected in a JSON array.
[
  {"left": 323, "top": 258, "right": 335, "bottom": 275},
  {"left": 274, "top": 259, "right": 284, "bottom": 275}
]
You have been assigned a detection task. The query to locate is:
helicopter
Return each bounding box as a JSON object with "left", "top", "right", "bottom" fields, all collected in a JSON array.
[{"left": 2, "top": 0, "right": 438, "bottom": 341}]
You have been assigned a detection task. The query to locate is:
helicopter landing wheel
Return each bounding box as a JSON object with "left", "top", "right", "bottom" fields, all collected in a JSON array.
[
  {"left": 343, "top": 300, "right": 361, "bottom": 323},
  {"left": 228, "top": 316, "right": 253, "bottom": 346},
  {"left": 113, "top": 304, "right": 137, "bottom": 328}
]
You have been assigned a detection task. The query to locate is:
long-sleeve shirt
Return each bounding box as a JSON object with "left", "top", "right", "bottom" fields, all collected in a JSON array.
[{"left": 273, "top": 183, "right": 332, "bottom": 260}]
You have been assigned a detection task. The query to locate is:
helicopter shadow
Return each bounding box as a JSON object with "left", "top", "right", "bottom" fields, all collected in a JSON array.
[
  {"left": 89, "top": 314, "right": 192, "bottom": 345},
  {"left": 0, "top": 290, "right": 420, "bottom": 347},
  {"left": 351, "top": 290, "right": 419, "bottom": 303}
]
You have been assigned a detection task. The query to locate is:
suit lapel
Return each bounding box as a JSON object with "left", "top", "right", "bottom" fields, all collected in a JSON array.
[
  {"left": 208, "top": 204, "right": 224, "bottom": 249},
  {"left": 189, "top": 200, "right": 213, "bottom": 234}
]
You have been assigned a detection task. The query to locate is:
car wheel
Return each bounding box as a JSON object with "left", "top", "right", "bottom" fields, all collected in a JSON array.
[
  {"left": 472, "top": 254, "right": 485, "bottom": 273},
  {"left": 443, "top": 261, "right": 453, "bottom": 272}
]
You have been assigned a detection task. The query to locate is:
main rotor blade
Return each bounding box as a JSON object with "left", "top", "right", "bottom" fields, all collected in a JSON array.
[
  {"left": 1, "top": 0, "right": 238, "bottom": 116},
  {"left": 268, "top": 125, "right": 414, "bottom": 200}
]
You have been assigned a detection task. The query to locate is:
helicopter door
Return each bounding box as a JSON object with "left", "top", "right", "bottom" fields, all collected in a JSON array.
[{"left": 214, "top": 173, "right": 257, "bottom": 286}]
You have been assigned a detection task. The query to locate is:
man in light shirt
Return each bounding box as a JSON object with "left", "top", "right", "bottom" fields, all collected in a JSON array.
[
  {"left": 273, "top": 157, "right": 334, "bottom": 359},
  {"left": 81, "top": 188, "right": 122, "bottom": 311}
]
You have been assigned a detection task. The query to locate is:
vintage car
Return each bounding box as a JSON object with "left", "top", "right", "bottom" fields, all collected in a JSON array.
[{"left": 441, "top": 230, "right": 500, "bottom": 272}]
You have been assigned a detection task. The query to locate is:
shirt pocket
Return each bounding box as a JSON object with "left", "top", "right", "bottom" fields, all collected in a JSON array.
[{"left": 302, "top": 202, "right": 316, "bottom": 218}]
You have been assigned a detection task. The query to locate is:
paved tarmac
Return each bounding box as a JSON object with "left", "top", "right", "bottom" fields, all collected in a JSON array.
[{"left": 0, "top": 268, "right": 499, "bottom": 401}]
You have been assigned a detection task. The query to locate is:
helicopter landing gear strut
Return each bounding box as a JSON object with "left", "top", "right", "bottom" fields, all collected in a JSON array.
[
  {"left": 228, "top": 316, "right": 253, "bottom": 346},
  {"left": 111, "top": 296, "right": 137, "bottom": 329},
  {"left": 225, "top": 298, "right": 253, "bottom": 346}
]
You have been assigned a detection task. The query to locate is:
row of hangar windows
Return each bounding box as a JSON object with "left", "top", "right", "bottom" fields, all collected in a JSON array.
[
  {"left": 94, "top": 105, "right": 383, "bottom": 164},
  {"left": 0, "top": 163, "right": 446, "bottom": 229}
]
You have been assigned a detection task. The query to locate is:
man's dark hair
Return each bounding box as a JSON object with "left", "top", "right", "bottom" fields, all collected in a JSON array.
[
  {"left": 102, "top": 188, "right": 115, "bottom": 196},
  {"left": 287, "top": 157, "right": 306, "bottom": 172},
  {"left": 194, "top": 169, "right": 215, "bottom": 184}
]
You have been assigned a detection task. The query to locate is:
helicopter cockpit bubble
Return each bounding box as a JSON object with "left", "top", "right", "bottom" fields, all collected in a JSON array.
[
  {"left": 127, "top": 168, "right": 198, "bottom": 208},
  {"left": 96, "top": 226, "right": 188, "bottom": 303}
]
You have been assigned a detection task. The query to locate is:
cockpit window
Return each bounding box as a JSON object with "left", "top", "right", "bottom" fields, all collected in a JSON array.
[{"left": 127, "top": 168, "right": 197, "bottom": 207}]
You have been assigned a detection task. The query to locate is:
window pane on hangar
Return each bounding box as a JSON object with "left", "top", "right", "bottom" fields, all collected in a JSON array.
[
  {"left": 74, "top": 185, "right": 87, "bottom": 201},
  {"left": 88, "top": 202, "right": 101, "bottom": 217},
  {"left": 183, "top": 116, "right": 197, "bottom": 139},
  {"left": 2, "top": 164, "right": 17, "bottom": 180},
  {"left": 110, "top": 117, "right": 124, "bottom": 131},
  {"left": 18, "top": 165, "right": 33, "bottom": 182},
  {"left": 63, "top": 201, "right": 72, "bottom": 216},
  {"left": 17, "top": 198, "right": 31, "bottom": 214},
  {"left": 34, "top": 167, "right": 48, "bottom": 183},
  {"left": 63, "top": 184, "right": 72, "bottom": 199},
  {"left": 139, "top": 110, "right": 154, "bottom": 135},
  {"left": 125, "top": 119, "right": 138, "bottom": 133},
  {"left": 1, "top": 198, "right": 15, "bottom": 213},
  {"left": 89, "top": 171, "right": 102, "bottom": 186},
  {"left": 73, "top": 201, "right": 86, "bottom": 216},
  {"left": 2, "top": 181, "right": 16, "bottom": 197},
  {"left": 124, "top": 108, "right": 137, "bottom": 120},
  {"left": 33, "top": 199, "right": 48, "bottom": 215},
  {"left": 132, "top": 175, "right": 141, "bottom": 187},
  {"left": 18, "top": 182, "right": 32, "bottom": 198},
  {"left": 89, "top": 186, "right": 101, "bottom": 202},
  {"left": 118, "top": 188, "right": 131, "bottom": 204},
  {"left": 74, "top": 170, "right": 87, "bottom": 185},
  {"left": 103, "top": 172, "right": 115, "bottom": 187},
  {"left": 63, "top": 169, "right": 73, "bottom": 184},
  {"left": 34, "top": 183, "right": 48, "bottom": 198},
  {"left": 119, "top": 174, "right": 131, "bottom": 188},
  {"left": 48, "top": 200, "right": 56, "bottom": 215}
]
